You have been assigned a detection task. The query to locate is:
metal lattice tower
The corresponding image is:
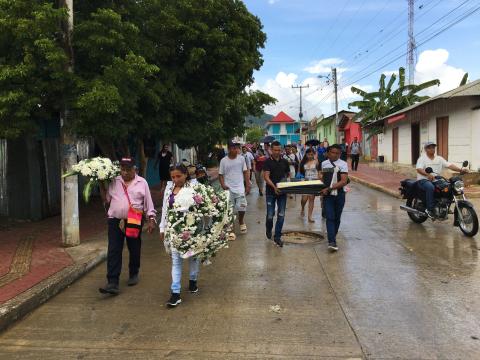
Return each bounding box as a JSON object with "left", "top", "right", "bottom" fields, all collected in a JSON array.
[{"left": 407, "top": 0, "right": 416, "bottom": 84}]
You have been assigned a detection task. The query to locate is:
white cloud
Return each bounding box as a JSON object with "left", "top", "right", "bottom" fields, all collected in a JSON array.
[
  {"left": 415, "top": 49, "right": 466, "bottom": 96},
  {"left": 268, "top": 0, "right": 279, "bottom": 4},
  {"left": 253, "top": 71, "right": 369, "bottom": 120},
  {"left": 304, "top": 58, "right": 348, "bottom": 74}
]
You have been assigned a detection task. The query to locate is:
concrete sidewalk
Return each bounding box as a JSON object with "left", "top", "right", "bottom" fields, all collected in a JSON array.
[
  {"left": 349, "top": 163, "right": 480, "bottom": 199},
  {"left": 0, "top": 186, "right": 163, "bottom": 332}
]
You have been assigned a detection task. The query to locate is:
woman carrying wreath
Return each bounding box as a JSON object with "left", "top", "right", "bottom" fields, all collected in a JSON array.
[{"left": 159, "top": 164, "right": 200, "bottom": 308}]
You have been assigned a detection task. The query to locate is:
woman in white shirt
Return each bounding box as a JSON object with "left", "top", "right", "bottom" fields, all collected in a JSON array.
[
  {"left": 159, "top": 165, "right": 199, "bottom": 308},
  {"left": 299, "top": 149, "right": 319, "bottom": 223}
]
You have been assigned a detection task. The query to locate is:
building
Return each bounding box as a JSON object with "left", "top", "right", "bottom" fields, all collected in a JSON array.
[
  {"left": 316, "top": 113, "right": 337, "bottom": 145},
  {"left": 265, "top": 111, "right": 301, "bottom": 145},
  {"left": 337, "top": 111, "right": 361, "bottom": 146},
  {"left": 377, "top": 79, "right": 480, "bottom": 170},
  {"left": 307, "top": 117, "right": 319, "bottom": 140}
]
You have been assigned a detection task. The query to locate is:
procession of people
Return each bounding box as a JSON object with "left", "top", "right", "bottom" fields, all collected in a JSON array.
[{"left": 95, "top": 138, "right": 358, "bottom": 307}]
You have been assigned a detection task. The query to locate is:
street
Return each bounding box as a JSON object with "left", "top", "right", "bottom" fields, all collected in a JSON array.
[{"left": 0, "top": 183, "right": 479, "bottom": 359}]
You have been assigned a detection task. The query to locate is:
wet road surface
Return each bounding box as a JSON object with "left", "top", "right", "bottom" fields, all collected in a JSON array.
[{"left": 0, "top": 183, "right": 479, "bottom": 359}]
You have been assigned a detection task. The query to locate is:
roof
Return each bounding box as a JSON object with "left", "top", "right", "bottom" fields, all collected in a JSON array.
[
  {"left": 338, "top": 112, "right": 356, "bottom": 129},
  {"left": 268, "top": 111, "right": 295, "bottom": 124},
  {"left": 384, "top": 79, "right": 480, "bottom": 120},
  {"left": 318, "top": 110, "right": 356, "bottom": 125}
]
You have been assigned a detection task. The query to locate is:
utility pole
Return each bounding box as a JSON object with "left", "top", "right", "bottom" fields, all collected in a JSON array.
[
  {"left": 291, "top": 84, "right": 309, "bottom": 122},
  {"left": 407, "top": 0, "right": 416, "bottom": 84},
  {"left": 60, "top": 0, "right": 80, "bottom": 247},
  {"left": 332, "top": 68, "right": 340, "bottom": 144}
]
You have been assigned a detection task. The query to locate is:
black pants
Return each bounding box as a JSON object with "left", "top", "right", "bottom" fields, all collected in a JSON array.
[
  {"left": 107, "top": 218, "right": 142, "bottom": 285},
  {"left": 351, "top": 154, "right": 360, "bottom": 171}
]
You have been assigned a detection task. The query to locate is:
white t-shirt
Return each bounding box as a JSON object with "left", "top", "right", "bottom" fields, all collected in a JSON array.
[
  {"left": 321, "top": 159, "right": 349, "bottom": 173},
  {"left": 219, "top": 155, "right": 247, "bottom": 193},
  {"left": 321, "top": 158, "right": 349, "bottom": 191},
  {"left": 416, "top": 155, "right": 450, "bottom": 180},
  {"left": 243, "top": 152, "right": 254, "bottom": 170}
]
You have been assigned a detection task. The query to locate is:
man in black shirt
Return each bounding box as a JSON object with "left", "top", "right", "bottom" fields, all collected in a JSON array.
[{"left": 263, "top": 141, "right": 290, "bottom": 247}]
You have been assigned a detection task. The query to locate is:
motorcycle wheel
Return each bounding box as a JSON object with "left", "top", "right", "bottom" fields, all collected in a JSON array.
[
  {"left": 407, "top": 198, "right": 428, "bottom": 224},
  {"left": 457, "top": 203, "right": 479, "bottom": 237}
]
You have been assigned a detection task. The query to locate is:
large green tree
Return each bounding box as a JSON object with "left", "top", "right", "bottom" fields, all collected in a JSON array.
[
  {"left": 0, "top": 0, "right": 71, "bottom": 138},
  {"left": 348, "top": 67, "right": 440, "bottom": 132},
  {"left": 1, "top": 0, "right": 275, "bottom": 164}
]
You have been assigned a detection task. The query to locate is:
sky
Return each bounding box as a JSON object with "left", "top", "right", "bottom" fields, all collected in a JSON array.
[{"left": 243, "top": 0, "right": 480, "bottom": 120}]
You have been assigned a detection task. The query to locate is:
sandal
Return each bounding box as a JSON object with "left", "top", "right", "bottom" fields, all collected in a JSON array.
[{"left": 239, "top": 224, "right": 247, "bottom": 234}]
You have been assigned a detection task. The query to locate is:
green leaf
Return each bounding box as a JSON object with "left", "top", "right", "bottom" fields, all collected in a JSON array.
[{"left": 83, "top": 178, "right": 97, "bottom": 203}]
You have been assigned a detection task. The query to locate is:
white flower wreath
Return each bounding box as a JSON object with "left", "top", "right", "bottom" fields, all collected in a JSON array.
[{"left": 165, "top": 183, "right": 234, "bottom": 264}]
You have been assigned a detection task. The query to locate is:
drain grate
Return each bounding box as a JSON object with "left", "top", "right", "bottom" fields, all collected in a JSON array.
[{"left": 282, "top": 231, "right": 324, "bottom": 245}]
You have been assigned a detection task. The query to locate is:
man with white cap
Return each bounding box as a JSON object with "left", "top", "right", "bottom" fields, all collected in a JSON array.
[{"left": 416, "top": 141, "right": 466, "bottom": 218}]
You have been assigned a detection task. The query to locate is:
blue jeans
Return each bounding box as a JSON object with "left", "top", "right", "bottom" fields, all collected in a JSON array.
[
  {"left": 171, "top": 251, "right": 199, "bottom": 294},
  {"left": 418, "top": 179, "right": 435, "bottom": 211},
  {"left": 266, "top": 194, "right": 287, "bottom": 240},
  {"left": 324, "top": 191, "right": 346, "bottom": 245}
]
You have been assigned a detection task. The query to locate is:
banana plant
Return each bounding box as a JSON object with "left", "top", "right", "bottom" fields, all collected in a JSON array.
[{"left": 348, "top": 67, "right": 440, "bottom": 132}]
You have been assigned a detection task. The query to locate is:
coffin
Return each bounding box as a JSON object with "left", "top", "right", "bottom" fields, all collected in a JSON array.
[{"left": 277, "top": 180, "right": 327, "bottom": 195}]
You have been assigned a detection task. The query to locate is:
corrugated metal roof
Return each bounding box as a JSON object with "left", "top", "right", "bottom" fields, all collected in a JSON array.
[{"left": 384, "top": 79, "right": 480, "bottom": 120}]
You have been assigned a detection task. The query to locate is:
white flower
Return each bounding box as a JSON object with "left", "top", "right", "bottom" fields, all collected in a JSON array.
[{"left": 174, "top": 187, "right": 195, "bottom": 211}]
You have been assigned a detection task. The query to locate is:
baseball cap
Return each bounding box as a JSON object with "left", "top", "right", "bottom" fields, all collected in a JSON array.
[
  {"left": 119, "top": 157, "right": 135, "bottom": 167},
  {"left": 424, "top": 141, "right": 437, "bottom": 149},
  {"left": 228, "top": 141, "right": 241, "bottom": 148}
]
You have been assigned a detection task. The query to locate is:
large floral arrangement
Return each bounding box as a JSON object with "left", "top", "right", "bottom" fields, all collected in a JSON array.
[
  {"left": 63, "top": 157, "right": 119, "bottom": 202},
  {"left": 165, "top": 183, "right": 234, "bottom": 264}
]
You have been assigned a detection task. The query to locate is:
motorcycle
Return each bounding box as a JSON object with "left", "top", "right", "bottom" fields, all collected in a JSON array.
[{"left": 399, "top": 161, "right": 478, "bottom": 237}]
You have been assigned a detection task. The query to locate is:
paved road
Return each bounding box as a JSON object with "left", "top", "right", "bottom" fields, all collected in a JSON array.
[{"left": 0, "top": 183, "right": 479, "bottom": 359}]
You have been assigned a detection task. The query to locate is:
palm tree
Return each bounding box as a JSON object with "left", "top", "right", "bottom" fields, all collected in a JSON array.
[{"left": 348, "top": 67, "right": 440, "bottom": 131}]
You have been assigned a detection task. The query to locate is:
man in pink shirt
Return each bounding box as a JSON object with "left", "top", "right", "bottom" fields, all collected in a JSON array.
[{"left": 99, "top": 158, "right": 156, "bottom": 295}]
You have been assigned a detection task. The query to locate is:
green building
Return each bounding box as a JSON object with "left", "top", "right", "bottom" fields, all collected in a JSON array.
[{"left": 316, "top": 114, "right": 336, "bottom": 145}]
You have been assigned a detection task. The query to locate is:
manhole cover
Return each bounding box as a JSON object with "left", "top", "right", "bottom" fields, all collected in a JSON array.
[{"left": 282, "top": 231, "right": 324, "bottom": 245}]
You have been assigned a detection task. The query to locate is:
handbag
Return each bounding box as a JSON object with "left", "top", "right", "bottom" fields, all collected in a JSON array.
[{"left": 122, "top": 183, "right": 143, "bottom": 238}]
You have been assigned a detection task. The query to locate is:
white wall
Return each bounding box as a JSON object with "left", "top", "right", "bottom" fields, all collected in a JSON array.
[
  {"left": 471, "top": 107, "right": 480, "bottom": 171},
  {"left": 382, "top": 97, "right": 480, "bottom": 169},
  {"left": 398, "top": 123, "right": 411, "bottom": 164},
  {"left": 378, "top": 129, "right": 392, "bottom": 162}
]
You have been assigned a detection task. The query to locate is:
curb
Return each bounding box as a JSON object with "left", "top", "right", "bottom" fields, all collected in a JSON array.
[
  {"left": 349, "top": 175, "right": 403, "bottom": 199},
  {"left": 0, "top": 248, "right": 106, "bottom": 333}
]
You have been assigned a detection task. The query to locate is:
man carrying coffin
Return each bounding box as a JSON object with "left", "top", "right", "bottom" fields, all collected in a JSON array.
[{"left": 319, "top": 145, "right": 349, "bottom": 252}]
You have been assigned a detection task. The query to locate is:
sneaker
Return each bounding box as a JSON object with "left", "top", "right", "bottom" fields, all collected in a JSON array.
[
  {"left": 274, "top": 238, "right": 284, "bottom": 248},
  {"left": 127, "top": 274, "right": 139, "bottom": 286},
  {"left": 266, "top": 229, "right": 272, "bottom": 240},
  {"left": 425, "top": 209, "right": 436, "bottom": 219},
  {"left": 189, "top": 280, "right": 198, "bottom": 293},
  {"left": 99, "top": 283, "right": 119, "bottom": 295},
  {"left": 166, "top": 293, "right": 182, "bottom": 307},
  {"left": 259, "top": 191, "right": 263, "bottom": 196},
  {"left": 328, "top": 243, "right": 338, "bottom": 252}
]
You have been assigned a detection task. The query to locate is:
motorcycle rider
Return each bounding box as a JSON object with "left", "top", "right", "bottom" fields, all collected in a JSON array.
[{"left": 416, "top": 141, "right": 467, "bottom": 218}]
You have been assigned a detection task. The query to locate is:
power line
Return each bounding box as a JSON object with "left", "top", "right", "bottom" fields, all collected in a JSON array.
[
  {"left": 340, "top": 0, "right": 454, "bottom": 71},
  {"left": 308, "top": 0, "right": 354, "bottom": 60},
  {"left": 340, "top": 3, "right": 480, "bottom": 88},
  {"left": 340, "top": 1, "right": 478, "bottom": 86}
]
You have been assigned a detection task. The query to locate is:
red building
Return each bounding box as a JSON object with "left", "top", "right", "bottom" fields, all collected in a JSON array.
[{"left": 337, "top": 111, "right": 362, "bottom": 149}]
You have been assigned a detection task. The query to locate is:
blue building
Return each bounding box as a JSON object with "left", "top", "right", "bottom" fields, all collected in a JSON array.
[{"left": 265, "top": 111, "right": 301, "bottom": 145}]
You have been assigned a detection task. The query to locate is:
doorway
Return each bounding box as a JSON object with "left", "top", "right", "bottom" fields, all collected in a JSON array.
[
  {"left": 392, "top": 127, "right": 399, "bottom": 162},
  {"left": 411, "top": 122, "right": 420, "bottom": 164},
  {"left": 436, "top": 117, "right": 449, "bottom": 159}
]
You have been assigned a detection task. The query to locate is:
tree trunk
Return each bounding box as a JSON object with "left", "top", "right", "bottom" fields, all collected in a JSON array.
[
  {"left": 137, "top": 139, "right": 148, "bottom": 178},
  {"left": 96, "top": 139, "right": 117, "bottom": 160}
]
